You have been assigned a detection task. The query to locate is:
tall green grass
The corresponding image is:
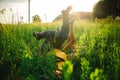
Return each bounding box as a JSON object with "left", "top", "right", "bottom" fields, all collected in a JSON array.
[{"left": 0, "top": 20, "right": 120, "bottom": 80}]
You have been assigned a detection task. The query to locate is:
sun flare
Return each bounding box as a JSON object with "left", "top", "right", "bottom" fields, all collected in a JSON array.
[
  {"left": 71, "top": 0, "right": 98, "bottom": 12},
  {"left": 0, "top": 0, "right": 99, "bottom": 23},
  {"left": 30, "top": 0, "right": 98, "bottom": 22}
]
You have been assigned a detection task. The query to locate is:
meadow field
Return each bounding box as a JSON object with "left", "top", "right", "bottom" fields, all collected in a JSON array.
[{"left": 0, "top": 19, "right": 120, "bottom": 80}]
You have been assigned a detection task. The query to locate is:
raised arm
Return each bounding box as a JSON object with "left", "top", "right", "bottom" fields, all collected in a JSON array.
[{"left": 53, "top": 5, "right": 72, "bottom": 49}]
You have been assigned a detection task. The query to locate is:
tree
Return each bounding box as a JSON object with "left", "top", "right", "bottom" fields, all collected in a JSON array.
[
  {"left": 53, "top": 12, "right": 91, "bottom": 22},
  {"left": 92, "top": 0, "right": 120, "bottom": 19},
  {"left": 53, "top": 15, "right": 62, "bottom": 22},
  {"left": 32, "top": 15, "right": 41, "bottom": 23}
]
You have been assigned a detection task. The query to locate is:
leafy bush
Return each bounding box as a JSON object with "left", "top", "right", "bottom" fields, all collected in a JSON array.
[
  {"left": 81, "top": 58, "right": 91, "bottom": 80},
  {"left": 90, "top": 68, "right": 106, "bottom": 80},
  {"left": 21, "top": 54, "right": 57, "bottom": 80},
  {"left": 0, "top": 20, "right": 120, "bottom": 80},
  {"left": 62, "top": 60, "right": 73, "bottom": 80}
]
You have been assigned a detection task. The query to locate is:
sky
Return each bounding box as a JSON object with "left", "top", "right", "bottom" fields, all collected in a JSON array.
[{"left": 0, "top": 0, "right": 99, "bottom": 23}]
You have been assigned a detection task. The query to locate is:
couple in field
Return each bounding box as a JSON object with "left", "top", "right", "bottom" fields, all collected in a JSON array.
[
  {"left": 33, "top": 5, "right": 76, "bottom": 75},
  {"left": 33, "top": 6, "right": 76, "bottom": 57}
]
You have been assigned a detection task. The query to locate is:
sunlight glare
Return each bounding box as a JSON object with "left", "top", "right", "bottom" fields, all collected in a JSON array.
[
  {"left": 30, "top": 0, "right": 98, "bottom": 22},
  {"left": 1, "top": 0, "right": 98, "bottom": 23},
  {"left": 70, "top": 0, "right": 98, "bottom": 12}
]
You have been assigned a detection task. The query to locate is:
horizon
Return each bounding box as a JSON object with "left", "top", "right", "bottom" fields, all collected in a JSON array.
[{"left": 0, "top": 0, "right": 99, "bottom": 23}]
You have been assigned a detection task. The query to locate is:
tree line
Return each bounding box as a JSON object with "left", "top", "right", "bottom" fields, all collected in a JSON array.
[
  {"left": 92, "top": 0, "right": 120, "bottom": 18},
  {"left": 1, "top": 0, "right": 120, "bottom": 23},
  {"left": 53, "top": 0, "right": 120, "bottom": 21}
]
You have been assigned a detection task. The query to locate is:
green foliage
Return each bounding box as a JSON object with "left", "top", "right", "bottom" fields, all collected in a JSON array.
[
  {"left": 74, "top": 20, "right": 120, "bottom": 80},
  {"left": 0, "top": 20, "right": 120, "bottom": 80},
  {"left": 72, "top": 57, "right": 81, "bottom": 80},
  {"left": 21, "top": 54, "right": 57, "bottom": 80},
  {"left": 32, "top": 15, "right": 42, "bottom": 23},
  {"left": 62, "top": 60, "right": 73, "bottom": 80},
  {"left": 92, "top": 0, "right": 120, "bottom": 18},
  {"left": 81, "top": 58, "right": 91, "bottom": 80},
  {"left": 90, "top": 68, "right": 106, "bottom": 80}
]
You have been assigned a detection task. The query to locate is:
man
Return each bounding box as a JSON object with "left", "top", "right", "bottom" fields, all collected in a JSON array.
[
  {"left": 33, "top": 6, "right": 73, "bottom": 54},
  {"left": 33, "top": 6, "right": 76, "bottom": 76},
  {"left": 53, "top": 5, "right": 72, "bottom": 49}
]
